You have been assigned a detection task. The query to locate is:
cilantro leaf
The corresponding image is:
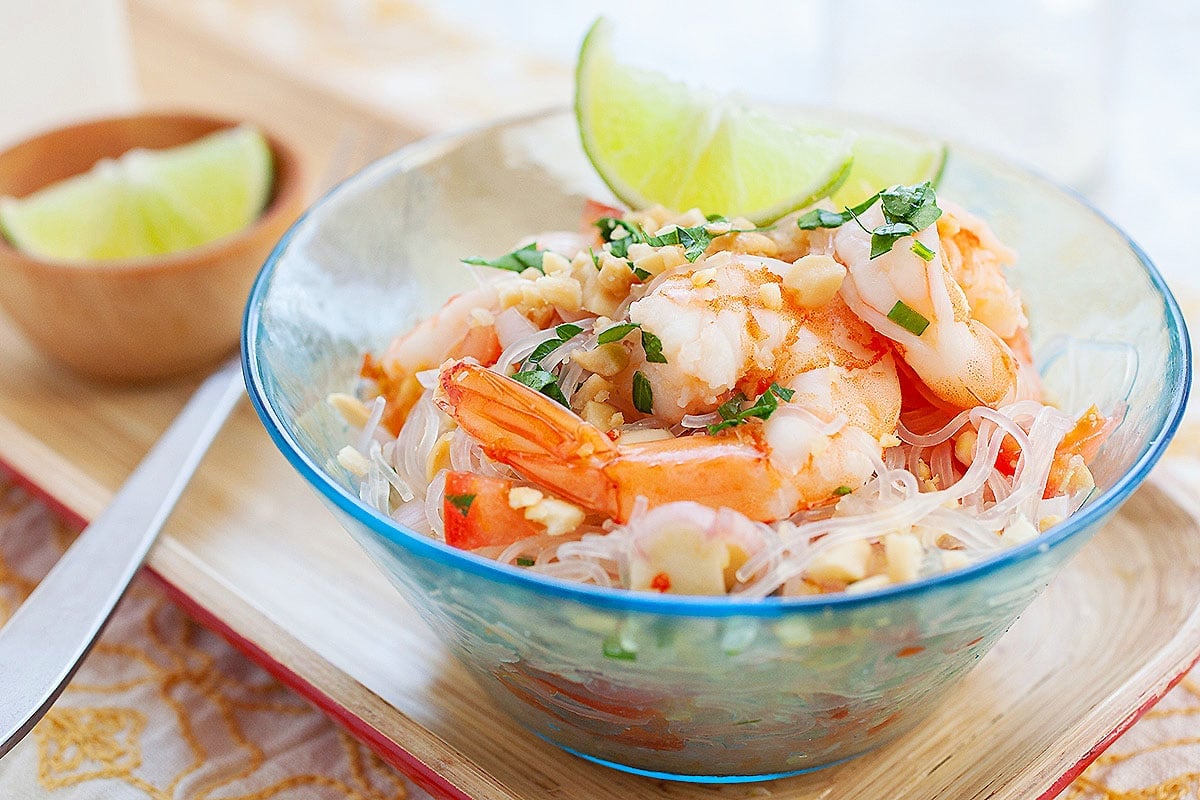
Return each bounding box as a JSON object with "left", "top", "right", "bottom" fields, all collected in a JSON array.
[
  {"left": 511, "top": 369, "right": 570, "bottom": 406},
  {"left": 707, "top": 383, "right": 794, "bottom": 433},
  {"left": 596, "top": 322, "right": 668, "bottom": 364},
  {"left": 462, "top": 242, "right": 544, "bottom": 273},
  {"left": 555, "top": 323, "right": 583, "bottom": 340},
  {"left": 795, "top": 181, "right": 943, "bottom": 260},
  {"left": 870, "top": 222, "right": 918, "bottom": 259},
  {"left": 796, "top": 193, "right": 881, "bottom": 230},
  {"left": 525, "top": 324, "right": 584, "bottom": 368},
  {"left": 632, "top": 371, "right": 653, "bottom": 414},
  {"left": 445, "top": 493, "right": 475, "bottom": 517},
  {"left": 640, "top": 329, "right": 666, "bottom": 363},
  {"left": 597, "top": 323, "right": 640, "bottom": 344}
]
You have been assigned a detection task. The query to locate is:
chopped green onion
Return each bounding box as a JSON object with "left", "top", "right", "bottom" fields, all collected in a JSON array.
[
  {"left": 910, "top": 240, "right": 936, "bottom": 262},
  {"left": 632, "top": 370, "right": 654, "bottom": 414},
  {"left": 833, "top": 485, "right": 853, "bottom": 496},
  {"left": 462, "top": 242, "right": 544, "bottom": 273},
  {"left": 602, "top": 633, "right": 637, "bottom": 661},
  {"left": 886, "top": 300, "right": 931, "bottom": 336},
  {"left": 516, "top": 556, "right": 535, "bottom": 567},
  {"left": 446, "top": 493, "right": 475, "bottom": 516}
]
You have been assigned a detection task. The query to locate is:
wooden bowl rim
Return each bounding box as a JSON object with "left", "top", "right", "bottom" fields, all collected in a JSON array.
[{"left": 0, "top": 109, "right": 306, "bottom": 277}]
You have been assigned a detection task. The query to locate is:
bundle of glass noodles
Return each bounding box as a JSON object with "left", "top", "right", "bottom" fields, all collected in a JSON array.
[{"left": 333, "top": 187, "right": 1116, "bottom": 597}]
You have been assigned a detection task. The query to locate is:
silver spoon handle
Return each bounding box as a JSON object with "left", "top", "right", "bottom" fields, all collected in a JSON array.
[{"left": 0, "top": 357, "right": 245, "bottom": 757}]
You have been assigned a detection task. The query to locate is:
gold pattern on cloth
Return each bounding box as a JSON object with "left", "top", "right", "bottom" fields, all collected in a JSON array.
[{"left": 0, "top": 478, "right": 417, "bottom": 800}]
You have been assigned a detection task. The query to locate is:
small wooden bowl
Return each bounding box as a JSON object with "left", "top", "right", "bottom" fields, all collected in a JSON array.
[{"left": 0, "top": 112, "right": 307, "bottom": 381}]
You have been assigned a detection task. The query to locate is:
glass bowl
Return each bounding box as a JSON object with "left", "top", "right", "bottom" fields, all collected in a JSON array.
[{"left": 242, "top": 110, "right": 1189, "bottom": 782}]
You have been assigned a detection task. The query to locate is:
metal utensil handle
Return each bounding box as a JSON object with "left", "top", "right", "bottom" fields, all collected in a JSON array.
[{"left": 0, "top": 357, "right": 245, "bottom": 757}]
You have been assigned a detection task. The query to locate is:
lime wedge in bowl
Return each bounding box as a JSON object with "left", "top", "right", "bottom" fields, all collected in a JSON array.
[
  {"left": 576, "top": 17, "right": 854, "bottom": 224},
  {"left": 830, "top": 128, "right": 947, "bottom": 208},
  {"left": 0, "top": 124, "right": 272, "bottom": 262},
  {"left": 575, "top": 17, "right": 947, "bottom": 223}
]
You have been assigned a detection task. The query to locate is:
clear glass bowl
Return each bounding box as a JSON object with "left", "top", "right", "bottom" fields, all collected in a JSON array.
[{"left": 242, "top": 110, "right": 1189, "bottom": 782}]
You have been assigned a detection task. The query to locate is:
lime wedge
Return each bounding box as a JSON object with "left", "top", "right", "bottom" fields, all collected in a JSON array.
[
  {"left": 575, "top": 18, "right": 854, "bottom": 225},
  {"left": 0, "top": 125, "right": 273, "bottom": 262},
  {"left": 831, "top": 131, "right": 948, "bottom": 209}
]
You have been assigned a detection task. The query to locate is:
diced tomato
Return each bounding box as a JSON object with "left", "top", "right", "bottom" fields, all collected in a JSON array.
[
  {"left": 443, "top": 472, "right": 542, "bottom": 550},
  {"left": 580, "top": 198, "right": 625, "bottom": 230}
]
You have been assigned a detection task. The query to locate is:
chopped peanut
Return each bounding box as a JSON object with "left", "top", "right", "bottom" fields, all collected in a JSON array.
[
  {"left": 426, "top": 431, "right": 455, "bottom": 482},
  {"left": 507, "top": 486, "right": 544, "bottom": 509},
  {"left": 806, "top": 539, "right": 872, "bottom": 584},
  {"left": 691, "top": 267, "right": 718, "bottom": 287},
  {"left": 845, "top": 574, "right": 892, "bottom": 595},
  {"left": 880, "top": 433, "right": 902, "bottom": 449},
  {"left": 758, "top": 282, "right": 783, "bottom": 310},
  {"left": 616, "top": 428, "right": 674, "bottom": 445},
  {"left": 523, "top": 497, "right": 585, "bottom": 537},
  {"left": 941, "top": 550, "right": 971, "bottom": 571},
  {"left": 884, "top": 532, "right": 924, "bottom": 583},
  {"left": 573, "top": 373, "right": 613, "bottom": 406},
  {"left": 954, "top": 429, "right": 978, "bottom": 465},
  {"left": 534, "top": 274, "right": 583, "bottom": 312},
  {"left": 582, "top": 400, "right": 623, "bottom": 432},
  {"left": 571, "top": 342, "right": 630, "bottom": 377},
  {"left": 782, "top": 254, "right": 846, "bottom": 308},
  {"left": 1039, "top": 514, "right": 1064, "bottom": 533},
  {"left": 336, "top": 445, "right": 371, "bottom": 477},
  {"left": 1002, "top": 517, "right": 1039, "bottom": 547},
  {"left": 328, "top": 393, "right": 372, "bottom": 428},
  {"left": 541, "top": 251, "right": 572, "bottom": 275}
]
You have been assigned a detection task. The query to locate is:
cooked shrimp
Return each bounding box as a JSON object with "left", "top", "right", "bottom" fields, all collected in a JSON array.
[
  {"left": 435, "top": 359, "right": 893, "bottom": 523},
  {"left": 363, "top": 285, "right": 503, "bottom": 434},
  {"left": 834, "top": 205, "right": 1019, "bottom": 410},
  {"left": 625, "top": 250, "right": 900, "bottom": 437}
]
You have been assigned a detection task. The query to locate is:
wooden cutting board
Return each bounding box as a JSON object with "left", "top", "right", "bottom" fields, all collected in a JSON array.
[{"left": 2, "top": 5, "right": 1199, "bottom": 799}]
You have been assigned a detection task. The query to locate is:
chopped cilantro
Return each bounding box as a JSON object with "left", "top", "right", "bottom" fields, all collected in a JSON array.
[
  {"left": 640, "top": 329, "right": 666, "bottom": 364},
  {"left": 525, "top": 324, "right": 584, "bottom": 368},
  {"left": 596, "top": 323, "right": 668, "bottom": 364},
  {"left": 597, "top": 322, "right": 640, "bottom": 344},
  {"left": 446, "top": 493, "right": 475, "bottom": 516},
  {"left": 632, "top": 370, "right": 654, "bottom": 414},
  {"left": 511, "top": 369, "right": 570, "bottom": 406},
  {"left": 795, "top": 180, "right": 943, "bottom": 260},
  {"left": 595, "top": 216, "right": 757, "bottom": 264},
  {"left": 516, "top": 556, "right": 536, "bottom": 567},
  {"left": 462, "top": 242, "right": 544, "bottom": 273},
  {"left": 707, "top": 382, "right": 795, "bottom": 434}
]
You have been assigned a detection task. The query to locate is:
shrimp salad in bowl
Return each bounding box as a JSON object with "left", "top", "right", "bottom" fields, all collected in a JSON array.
[{"left": 331, "top": 183, "right": 1115, "bottom": 598}]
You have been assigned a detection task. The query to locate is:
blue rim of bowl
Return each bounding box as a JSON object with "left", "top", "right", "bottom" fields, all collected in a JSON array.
[{"left": 242, "top": 108, "right": 1191, "bottom": 619}]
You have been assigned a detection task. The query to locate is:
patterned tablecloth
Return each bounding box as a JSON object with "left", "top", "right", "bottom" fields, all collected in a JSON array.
[{"left": 3, "top": 1, "right": 1198, "bottom": 797}]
